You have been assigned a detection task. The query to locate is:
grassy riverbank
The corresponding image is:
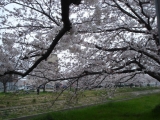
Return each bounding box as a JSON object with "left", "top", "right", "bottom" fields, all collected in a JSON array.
[
  {"left": 0, "top": 87, "right": 159, "bottom": 108},
  {"left": 0, "top": 87, "right": 160, "bottom": 120},
  {"left": 32, "top": 93, "right": 160, "bottom": 120}
]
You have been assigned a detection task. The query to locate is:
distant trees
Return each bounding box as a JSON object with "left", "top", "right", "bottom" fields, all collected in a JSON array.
[{"left": 0, "top": 75, "right": 14, "bottom": 93}]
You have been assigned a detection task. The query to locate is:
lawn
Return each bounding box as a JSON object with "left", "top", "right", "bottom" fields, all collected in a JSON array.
[
  {"left": 32, "top": 93, "right": 160, "bottom": 120},
  {"left": 0, "top": 87, "right": 159, "bottom": 108},
  {"left": 0, "top": 87, "right": 160, "bottom": 120}
]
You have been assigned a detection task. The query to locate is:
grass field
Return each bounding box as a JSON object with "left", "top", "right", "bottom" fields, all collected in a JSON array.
[
  {"left": 32, "top": 93, "right": 160, "bottom": 120},
  {"left": 0, "top": 87, "right": 159, "bottom": 108},
  {"left": 0, "top": 87, "right": 160, "bottom": 120}
]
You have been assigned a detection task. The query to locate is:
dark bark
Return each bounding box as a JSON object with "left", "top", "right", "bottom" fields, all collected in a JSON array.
[
  {"left": 37, "top": 87, "right": 40, "bottom": 95},
  {"left": 61, "top": 0, "right": 81, "bottom": 31},
  {"left": 3, "top": 82, "right": 7, "bottom": 93},
  {"left": 43, "top": 84, "right": 46, "bottom": 92},
  {"left": 61, "top": 0, "right": 71, "bottom": 31}
]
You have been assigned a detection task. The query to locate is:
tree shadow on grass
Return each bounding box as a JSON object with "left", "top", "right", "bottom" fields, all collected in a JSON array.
[{"left": 151, "top": 104, "right": 160, "bottom": 118}]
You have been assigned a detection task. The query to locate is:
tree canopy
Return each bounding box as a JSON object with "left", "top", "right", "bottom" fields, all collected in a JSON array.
[{"left": 0, "top": 0, "right": 159, "bottom": 87}]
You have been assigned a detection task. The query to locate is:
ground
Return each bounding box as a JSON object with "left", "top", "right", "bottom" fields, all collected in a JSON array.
[{"left": 0, "top": 87, "right": 160, "bottom": 120}]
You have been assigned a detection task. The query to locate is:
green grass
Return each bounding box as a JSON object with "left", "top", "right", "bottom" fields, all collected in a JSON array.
[
  {"left": 115, "top": 86, "right": 160, "bottom": 93},
  {"left": 32, "top": 93, "right": 160, "bottom": 120},
  {"left": 0, "top": 87, "right": 159, "bottom": 108},
  {"left": 0, "top": 87, "right": 160, "bottom": 120}
]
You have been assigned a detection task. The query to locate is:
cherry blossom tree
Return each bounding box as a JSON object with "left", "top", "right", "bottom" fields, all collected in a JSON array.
[
  {"left": 0, "top": 74, "right": 17, "bottom": 93},
  {"left": 94, "top": 0, "right": 160, "bottom": 81},
  {"left": 0, "top": 0, "right": 159, "bottom": 94}
]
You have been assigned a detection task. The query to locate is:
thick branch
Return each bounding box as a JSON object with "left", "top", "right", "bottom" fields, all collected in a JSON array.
[
  {"left": 78, "top": 27, "right": 148, "bottom": 34},
  {"left": 29, "top": 70, "right": 105, "bottom": 82},
  {"left": 134, "top": 60, "right": 160, "bottom": 81},
  {"left": 125, "top": 2, "right": 152, "bottom": 31},
  {"left": 95, "top": 45, "right": 128, "bottom": 52},
  {"left": 22, "top": 53, "right": 42, "bottom": 60},
  {"left": 138, "top": 0, "right": 150, "bottom": 22},
  {"left": 95, "top": 45, "right": 160, "bottom": 64},
  {"left": 113, "top": 0, "right": 137, "bottom": 20},
  {"left": 22, "top": 28, "right": 68, "bottom": 77},
  {"left": 2, "top": 27, "right": 69, "bottom": 77},
  {"left": 112, "top": 59, "right": 137, "bottom": 71},
  {"left": 115, "top": 68, "right": 142, "bottom": 74}
]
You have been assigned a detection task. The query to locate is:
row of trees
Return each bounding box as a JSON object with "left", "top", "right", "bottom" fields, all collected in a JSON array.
[{"left": 0, "top": 0, "right": 159, "bottom": 93}]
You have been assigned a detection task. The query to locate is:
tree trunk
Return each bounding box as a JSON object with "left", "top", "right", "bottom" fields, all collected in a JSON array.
[
  {"left": 3, "top": 83, "right": 7, "bottom": 93},
  {"left": 37, "top": 87, "right": 40, "bottom": 95},
  {"left": 43, "top": 85, "right": 46, "bottom": 92}
]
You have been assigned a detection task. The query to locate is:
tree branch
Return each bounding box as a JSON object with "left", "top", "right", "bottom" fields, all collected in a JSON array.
[
  {"left": 13, "top": 1, "right": 59, "bottom": 26},
  {"left": 22, "top": 28, "right": 67, "bottom": 77},
  {"left": 125, "top": 2, "right": 152, "bottom": 31},
  {"left": 2, "top": 27, "right": 69, "bottom": 77},
  {"left": 95, "top": 45, "right": 160, "bottom": 64}
]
